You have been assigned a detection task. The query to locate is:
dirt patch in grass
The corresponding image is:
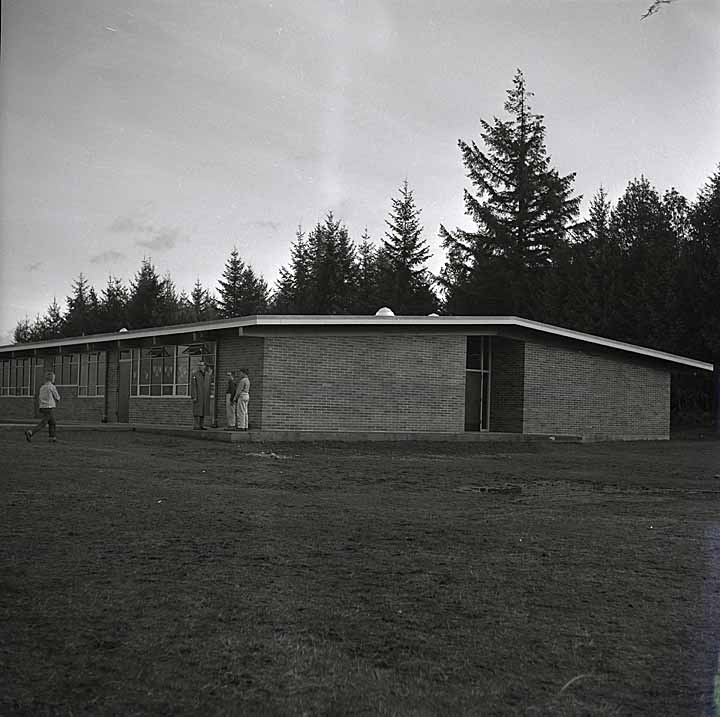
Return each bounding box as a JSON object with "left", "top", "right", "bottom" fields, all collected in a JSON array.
[{"left": 1, "top": 430, "right": 720, "bottom": 714}]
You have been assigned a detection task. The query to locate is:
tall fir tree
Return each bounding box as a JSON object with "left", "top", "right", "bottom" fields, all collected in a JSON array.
[
  {"left": 217, "top": 247, "right": 245, "bottom": 317},
  {"left": 273, "top": 227, "right": 313, "bottom": 313},
  {"left": 574, "top": 188, "right": 625, "bottom": 337},
  {"left": 127, "top": 258, "right": 166, "bottom": 329},
  {"left": 44, "top": 297, "right": 65, "bottom": 339},
  {"left": 98, "top": 276, "right": 129, "bottom": 333},
  {"left": 217, "top": 247, "right": 269, "bottom": 317},
  {"left": 688, "top": 165, "right": 720, "bottom": 362},
  {"left": 189, "top": 278, "right": 218, "bottom": 322},
  {"left": 354, "top": 228, "right": 384, "bottom": 314},
  {"left": 64, "top": 274, "right": 98, "bottom": 336},
  {"left": 306, "top": 213, "right": 358, "bottom": 314},
  {"left": 439, "top": 70, "right": 583, "bottom": 317},
  {"left": 609, "top": 176, "right": 681, "bottom": 350},
  {"left": 381, "top": 180, "right": 437, "bottom": 314}
]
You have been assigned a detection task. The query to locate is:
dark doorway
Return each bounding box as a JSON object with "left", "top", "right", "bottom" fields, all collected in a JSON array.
[{"left": 118, "top": 360, "right": 130, "bottom": 422}]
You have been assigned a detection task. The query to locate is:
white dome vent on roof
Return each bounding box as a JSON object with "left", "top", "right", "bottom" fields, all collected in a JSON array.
[
  {"left": 427, "top": 313, "right": 439, "bottom": 317},
  {"left": 374, "top": 307, "right": 395, "bottom": 316},
  {"left": 118, "top": 328, "right": 129, "bottom": 333}
]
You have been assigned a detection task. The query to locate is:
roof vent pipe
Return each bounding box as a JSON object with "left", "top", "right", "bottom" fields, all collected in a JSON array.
[{"left": 374, "top": 307, "right": 395, "bottom": 316}]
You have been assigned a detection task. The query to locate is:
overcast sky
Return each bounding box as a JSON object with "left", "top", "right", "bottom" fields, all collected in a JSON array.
[{"left": 1, "top": 0, "right": 718, "bottom": 342}]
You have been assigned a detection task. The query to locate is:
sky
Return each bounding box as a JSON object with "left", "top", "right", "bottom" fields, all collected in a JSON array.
[{"left": 1, "top": 0, "right": 719, "bottom": 343}]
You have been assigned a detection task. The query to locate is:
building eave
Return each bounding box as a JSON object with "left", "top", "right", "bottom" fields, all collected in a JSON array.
[{"left": 0, "top": 315, "right": 713, "bottom": 372}]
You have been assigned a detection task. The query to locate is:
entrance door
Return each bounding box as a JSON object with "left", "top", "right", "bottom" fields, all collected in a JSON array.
[
  {"left": 464, "top": 371, "right": 483, "bottom": 431},
  {"left": 118, "top": 361, "right": 130, "bottom": 422}
]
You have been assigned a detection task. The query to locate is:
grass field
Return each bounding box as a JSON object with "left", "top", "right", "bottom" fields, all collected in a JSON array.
[{"left": 2, "top": 429, "right": 720, "bottom": 716}]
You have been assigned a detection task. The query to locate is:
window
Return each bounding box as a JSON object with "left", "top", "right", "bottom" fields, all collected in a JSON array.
[
  {"left": 465, "top": 336, "right": 492, "bottom": 432},
  {"left": 0, "top": 357, "right": 38, "bottom": 396},
  {"left": 126, "top": 343, "right": 215, "bottom": 397},
  {"left": 53, "top": 354, "right": 79, "bottom": 387},
  {"left": 78, "top": 353, "right": 106, "bottom": 397}
]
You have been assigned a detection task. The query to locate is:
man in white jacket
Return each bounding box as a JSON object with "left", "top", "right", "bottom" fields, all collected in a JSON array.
[{"left": 25, "top": 371, "right": 61, "bottom": 443}]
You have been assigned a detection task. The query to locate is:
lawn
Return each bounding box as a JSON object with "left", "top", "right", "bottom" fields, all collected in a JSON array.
[{"left": 1, "top": 429, "right": 720, "bottom": 715}]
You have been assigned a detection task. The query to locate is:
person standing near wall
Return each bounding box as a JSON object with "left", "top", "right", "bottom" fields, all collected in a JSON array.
[
  {"left": 236, "top": 368, "right": 250, "bottom": 431},
  {"left": 190, "top": 360, "right": 213, "bottom": 430},
  {"left": 25, "top": 371, "right": 60, "bottom": 443},
  {"left": 225, "top": 370, "right": 238, "bottom": 430}
]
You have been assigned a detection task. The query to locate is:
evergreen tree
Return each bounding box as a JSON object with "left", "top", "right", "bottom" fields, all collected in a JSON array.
[
  {"left": 44, "top": 297, "right": 65, "bottom": 339},
  {"left": 217, "top": 247, "right": 269, "bottom": 317},
  {"left": 217, "top": 247, "right": 245, "bottom": 317},
  {"left": 273, "top": 227, "right": 313, "bottom": 313},
  {"left": 688, "top": 165, "right": 720, "bottom": 429},
  {"left": 574, "top": 188, "right": 625, "bottom": 337},
  {"left": 354, "top": 229, "right": 384, "bottom": 314},
  {"left": 381, "top": 180, "right": 437, "bottom": 314},
  {"left": 609, "top": 176, "right": 680, "bottom": 349},
  {"left": 13, "top": 317, "right": 33, "bottom": 344},
  {"left": 306, "top": 213, "right": 358, "bottom": 313},
  {"left": 439, "top": 70, "right": 582, "bottom": 316},
  {"left": 64, "top": 274, "right": 98, "bottom": 336},
  {"left": 98, "top": 276, "right": 129, "bottom": 333},
  {"left": 687, "top": 166, "right": 720, "bottom": 362},
  {"left": 127, "top": 258, "right": 166, "bottom": 329},
  {"left": 238, "top": 266, "right": 269, "bottom": 316},
  {"left": 189, "top": 278, "right": 218, "bottom": 322}
]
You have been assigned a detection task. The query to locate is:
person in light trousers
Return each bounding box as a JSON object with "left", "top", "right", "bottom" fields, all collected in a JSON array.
[
  {"left": 25, "top": 371, "right": 60, "bottom": 443},
  {"left": 235, "top": 369, "right": 250, "bottom": 431}
]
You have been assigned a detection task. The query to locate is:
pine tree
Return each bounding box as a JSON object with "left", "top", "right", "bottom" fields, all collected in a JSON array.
[
  {"left": 688, "top": 165, "right": 720, "bottom": 429},
  {"left": 609, "top": 176, "right": 680, "bottom": 349},
  {"left": 13, "top": 318, "right": 33, "bottom": 344},
  {"left": 273, "top": 227, "right": 313, "bottom": 313},
  {"left": 44, "top": 297, "right": 65, "bottom": 339},
  {"left": 381, "top": 180, "right": 437, "bottom": 314},
  {"left": 64, "top": 274, "right": 97, "bottom": 336},
  {"left": 217, "top": 247, "right": 246, "bottom": 317},
  {"left": 239, "top": 266, "right": 269, "bottom": 316},
  {"left": 354, "top": 229, "right": 384, "bottom": 314},
  {"left": 687, "top": 166, "right": 720, "bottom": 361},
  {"left": 127, "top": 258, "right": 166, "bottom": 329},
  {"left": 439, "top": 70, "right": 582, "bottom": 316},
  {"left": 217, "top": 247, "right": 270, "bottom": 317},
  {"left": 98, "top": 276, "right": 129, "bottom": 333},
  {"left": 575, "top": 188, "right": 625, "bottom": 337},
  {"left": 189, "top": 278, "right": 218, "bottom": 322},
  {"left": 307, "top": 213, "right": 358, "bottom": 313}
]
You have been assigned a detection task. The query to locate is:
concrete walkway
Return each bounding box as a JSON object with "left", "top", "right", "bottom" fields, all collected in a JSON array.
[{"left": 0, "top": 421, "right": 582, "bottom": 443}]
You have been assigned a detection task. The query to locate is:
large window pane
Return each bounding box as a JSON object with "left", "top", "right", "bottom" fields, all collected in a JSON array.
[
  {"left": 69, "top": 355, "right": 79, "bottom": 385},
  {"left": 163, "top": 353, "right": 175, "bottom": 385},
  {"left": 139, "top": 349, "right": 151, "bottom": 386},
  {"left": 466, "top": 337, "right": 485, "bottom": 370},
  {"left": 98, "top": 354, "right": 106, "bottom": 394},
  {"left": 62, "top": 356, "right": 71, "bottom": 385}
]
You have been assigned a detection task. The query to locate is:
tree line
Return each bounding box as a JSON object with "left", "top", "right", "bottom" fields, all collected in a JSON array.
[{"left": 14, "top": 70, "right": 720, "bottom": 373}]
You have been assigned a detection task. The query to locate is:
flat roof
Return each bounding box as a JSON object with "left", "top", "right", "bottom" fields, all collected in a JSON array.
[{"left": 0, "top": 315, "right": 713, "bottom": 372}]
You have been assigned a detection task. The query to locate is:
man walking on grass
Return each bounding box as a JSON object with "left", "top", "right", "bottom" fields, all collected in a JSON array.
[{"left": 25, "top": 371, "right": 60, "bottom": 443}]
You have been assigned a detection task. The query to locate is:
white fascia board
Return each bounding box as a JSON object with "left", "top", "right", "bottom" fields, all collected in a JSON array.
[{"left": 1, "top": 314, "right": 714, "bottom": 371}]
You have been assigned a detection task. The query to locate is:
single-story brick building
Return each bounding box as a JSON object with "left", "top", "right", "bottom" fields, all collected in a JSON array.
[{"left": 0, "top": 314, "right": 712, "bottom": 440}]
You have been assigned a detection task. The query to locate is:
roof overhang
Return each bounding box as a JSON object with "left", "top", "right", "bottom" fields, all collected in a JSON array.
[{"left": 0, "top": 315, "right": 713, "bottom": 372}]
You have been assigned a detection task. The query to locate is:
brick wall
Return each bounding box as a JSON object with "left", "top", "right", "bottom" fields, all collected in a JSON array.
[
  {"left": 489, "top": 337, "right": 525, "bottom": 433},
  {"left": 0, "top": 397, "right": 37, "bottom": 422},
  {"left": 261, "top": 334, "right": 466, "bottom": 432},
  {"left": 128, "top": 397, "right": 195, "bottom": 426},
  {"left": 0, "top": 391, "right": 106, "bottom": 424},
  {"left": 215, "top": 333, "right": 264, "bottom": 428},
  {"left": 522, "top": 340, "right": 670, "bottom": 440}
]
